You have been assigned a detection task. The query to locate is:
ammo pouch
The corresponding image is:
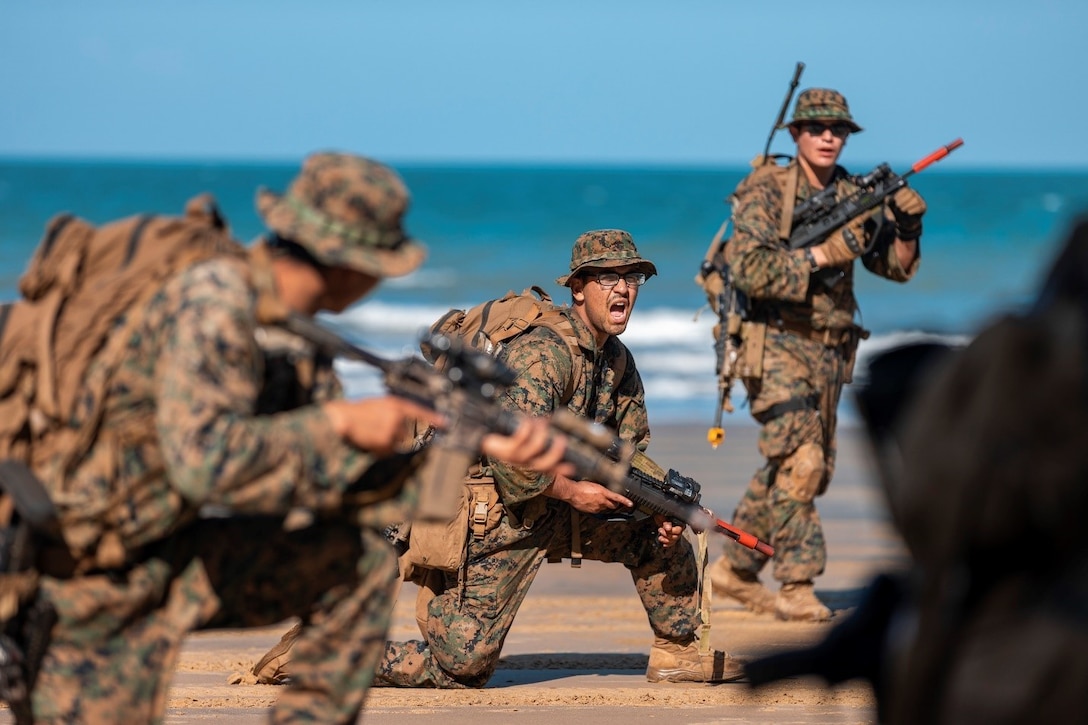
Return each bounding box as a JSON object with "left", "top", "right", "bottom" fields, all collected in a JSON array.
[
  {"left": 736, "top": 319, "right": 767, "bottom": 379},
  {"left": 0, "top": 460, "right": 62, "bottom": 723},
  {"left": 404, "top": 479, "right": 503, "bottom": 573}
]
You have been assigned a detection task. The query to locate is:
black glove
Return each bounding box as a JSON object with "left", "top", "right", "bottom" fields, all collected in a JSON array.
[{"left": 888, "top": 187, "right": 926, "bottom": 241}]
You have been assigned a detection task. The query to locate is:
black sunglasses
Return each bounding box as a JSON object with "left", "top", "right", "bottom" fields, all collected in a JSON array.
[{"left": 799, "top": 121, "right": 853, "bottom": 139}]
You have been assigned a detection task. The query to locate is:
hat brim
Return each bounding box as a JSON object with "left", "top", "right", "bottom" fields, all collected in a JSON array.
[
  {"left": 257, "top": 189, "right": 427, "bottom": 278},
  {"left": 556, "top": 259, "right": 658, "bottom": 287}
]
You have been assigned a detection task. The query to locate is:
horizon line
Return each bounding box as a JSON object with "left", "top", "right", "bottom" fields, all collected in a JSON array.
[{"left": 1, "top": 152, "right": 1084, "bottom": 175}]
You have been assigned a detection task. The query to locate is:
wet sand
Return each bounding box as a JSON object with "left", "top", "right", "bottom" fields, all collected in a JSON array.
[{"left": 7, "top": 423, "right": 905, "bottom": 724}]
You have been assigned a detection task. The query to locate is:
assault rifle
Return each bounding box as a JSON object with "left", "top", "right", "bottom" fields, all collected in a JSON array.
[
  {"left": 697, "top": 221, "right": 747, "bottom": 449},
  {"left": 792, "top": 139, "right": 964, "bottom": 288},
  {"left": 283, "top": 314, "right": 772, "bottom": 554}
]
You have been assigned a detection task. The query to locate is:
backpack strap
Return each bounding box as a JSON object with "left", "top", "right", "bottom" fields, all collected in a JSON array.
[
  {"left": 529, "top": 310, "right": 582, "bottom": 405},
  {"left": 777, "top": 162, "right": 800, "bottom": 242}
]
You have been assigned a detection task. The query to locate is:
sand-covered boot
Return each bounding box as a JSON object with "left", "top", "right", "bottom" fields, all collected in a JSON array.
[
  {"left": 251, "top": 621, "right": 302, "bottom": 684},
  {"left": 775, "top": 581, "right": 832, "bottom": 622},
  {"left": 708, "top": 556, "right": 776, "bottom": 614},
  {"left": 645, "top": 637, "right": 747, "bottom": 683}
]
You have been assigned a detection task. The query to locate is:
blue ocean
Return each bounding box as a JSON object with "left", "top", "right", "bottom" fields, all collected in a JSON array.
[{"left": 3, "top": 159, "right": 1088, "bottom": 426}]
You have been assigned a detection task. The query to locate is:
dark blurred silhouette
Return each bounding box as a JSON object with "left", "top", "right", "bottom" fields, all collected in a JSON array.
[{"left": 745, "top": 216, "right": 1088, "bottom": 724}]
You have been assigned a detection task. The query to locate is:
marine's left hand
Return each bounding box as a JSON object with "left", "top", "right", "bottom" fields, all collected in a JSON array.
[
  {"left": 654, "top": 515, "right": 686, "bottom": 548},
  {"left": 888, "top": 187, "right": 927, "bottom": 240}
]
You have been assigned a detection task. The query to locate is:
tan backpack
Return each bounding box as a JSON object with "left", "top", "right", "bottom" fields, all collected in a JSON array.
[
  {"left": 406, "top": 286, "right": 616, "bottom": 573},
  {"left": 0, "top": 195, "right": 243, "bottom": 557},
  {"left": 421, "top": 285, "right": 587, "bottom": 404}
]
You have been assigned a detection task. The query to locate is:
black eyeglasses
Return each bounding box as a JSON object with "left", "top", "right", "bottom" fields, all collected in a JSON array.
[
  {"left": 799, "top": 121, "right": 852, "bottom": 139},
  {"left": 588, "top": 271, "right": 647, "bottom": 288}
]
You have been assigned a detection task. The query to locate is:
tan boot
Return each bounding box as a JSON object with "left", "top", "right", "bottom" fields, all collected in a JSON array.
[
  {"left": 775, "top": 581, "right": 832, "bottom": 622},
  {"left": 645, "top": 637, "right": 747, "bottom": 683},
  {"left": 251, "top": 621, "right": 302, "bottom": 684},
  {"left": 708, "top": 556, "right": 776, "bottom": 614}
]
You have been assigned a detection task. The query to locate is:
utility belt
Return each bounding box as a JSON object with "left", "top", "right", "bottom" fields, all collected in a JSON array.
[
  {"left": 745, "top": 310, "right": 870, "bottom": 385},
  {"left": 761, "top": 315, "right": 866, "bottom": 349}
]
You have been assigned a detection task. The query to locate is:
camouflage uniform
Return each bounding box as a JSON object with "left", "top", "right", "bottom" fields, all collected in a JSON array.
[
  {"left": 30, "top": 153, "right": 427, "bottom": 724},
  {"left": 720, "top": 90, "right": 919, "bottom": 587},
  {"left": 376, "top": 231, "right": 708, "bottom": 688}
]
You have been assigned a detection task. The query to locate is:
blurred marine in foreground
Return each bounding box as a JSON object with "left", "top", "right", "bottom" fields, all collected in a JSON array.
[
  {"left": 0, "top": 152, "right": 569, "bottom": 724},
  {"left": 745, "top": 217, "right": 1088, "bottom": 723}
]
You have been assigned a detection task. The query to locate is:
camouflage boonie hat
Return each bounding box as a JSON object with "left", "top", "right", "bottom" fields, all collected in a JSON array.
[
  {"left": 256, "top": 152, "right": 426, "bottom": 278},
  {"left": 781, "top": 88, "right": 863, "bottom": 133},
  {"left": 555, "top": 229, "right": 658, "bottom": 287}
]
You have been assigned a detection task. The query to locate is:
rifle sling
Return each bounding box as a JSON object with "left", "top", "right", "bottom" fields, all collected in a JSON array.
[{"left": 761, "top": 315, "right": 857, "bottom": 348}]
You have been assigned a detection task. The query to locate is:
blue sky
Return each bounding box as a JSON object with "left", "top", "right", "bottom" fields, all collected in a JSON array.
[{"left": 2, "top": 1, "right": 1085, "bottom": 169}]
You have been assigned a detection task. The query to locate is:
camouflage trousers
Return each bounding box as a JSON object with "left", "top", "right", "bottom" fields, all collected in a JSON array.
[
  {"left": 724, "top": 328, "right": 851, "bottom": 583},
  {"left": 31, "top": 516, "right": 398, "bottom": 724},
  {"left": 377, "top": 499, "right": 701, "bottom": 688}
]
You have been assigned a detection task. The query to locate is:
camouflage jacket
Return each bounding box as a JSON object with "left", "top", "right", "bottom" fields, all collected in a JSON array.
[
  {"left": 726, "top": 159, "right": 919, "bottom": 331},
  {"left": 55, "top": 254, "right": 378, "bottom": 566},
  {"left": 488, "top": 308, "right": 649, "bottom": 507}
]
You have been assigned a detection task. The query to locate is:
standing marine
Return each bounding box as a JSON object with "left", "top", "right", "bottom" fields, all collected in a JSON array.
[{"left": 706, "top": 88, "right": 926, "bottom": 621}]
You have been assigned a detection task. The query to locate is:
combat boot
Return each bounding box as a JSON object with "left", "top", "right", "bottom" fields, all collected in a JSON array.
[
  {"left": 775, "top": 581, "right": 832, "bottom": 622},
  {"left": 645, "top": 636, "right": 747, "bottom": 683},
  {"left": 708, "top": 556, "right": 776, "bottom": 614},
  {"left": 251, "top": 621, "right": 302, "bottom": 684}
]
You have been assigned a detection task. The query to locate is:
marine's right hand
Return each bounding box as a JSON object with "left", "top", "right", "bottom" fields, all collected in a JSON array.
[
  {"left": 545, "top": 475, "right": 633, "bottom": 515},
  {"left": 324, "top": 396, "right": 446, "bottom": 457}
]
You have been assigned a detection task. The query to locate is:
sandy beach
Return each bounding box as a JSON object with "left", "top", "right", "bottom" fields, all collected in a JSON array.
[{"left": 3, "top": 422, "right": 905, "bottom": 724}]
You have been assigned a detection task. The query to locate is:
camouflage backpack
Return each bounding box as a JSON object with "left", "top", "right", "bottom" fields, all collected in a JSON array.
[
  {"left": 0, "top": 194, "right": 241, "bottom": 481},
  {"left": 0, "top": 193, "right": 241, "bottom": 708},
  {"left": 404, "top": 286, "right": 624, "bottom": 574},
  {"left": 0, "top": 195, "right": 242, "bottom": 569},
  {"left": 422, "top": 285, "right": 593, "bottom": 404}
]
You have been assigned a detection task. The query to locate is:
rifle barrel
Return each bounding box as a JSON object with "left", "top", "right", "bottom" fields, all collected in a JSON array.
[
  {"left": 710, "top": 514, "right": 775, "bottom": 556},
  {"left": 909, "top": 138, "right": 964, "bottom": 175},
  {"left": 283, "top": 313, "right": 390, "bottom": 371},
  {"left": 761, "top": 61, "right": 805, "bottom": 162}
]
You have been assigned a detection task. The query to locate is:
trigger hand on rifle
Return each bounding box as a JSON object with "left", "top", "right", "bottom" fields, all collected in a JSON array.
[
  {"left": 482, "top": 417, "right": 573, "bottom": 477},
  {"left": 545, "top": 475, "right": 633, "bottom": 515},
  {"left": 654, "top": 516, "right": 686, "bottom": 549}
]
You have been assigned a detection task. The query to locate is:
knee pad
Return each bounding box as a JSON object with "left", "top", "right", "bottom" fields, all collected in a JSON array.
[{"left": 774, "top": 442, "right": 826, "bottom": 504}]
